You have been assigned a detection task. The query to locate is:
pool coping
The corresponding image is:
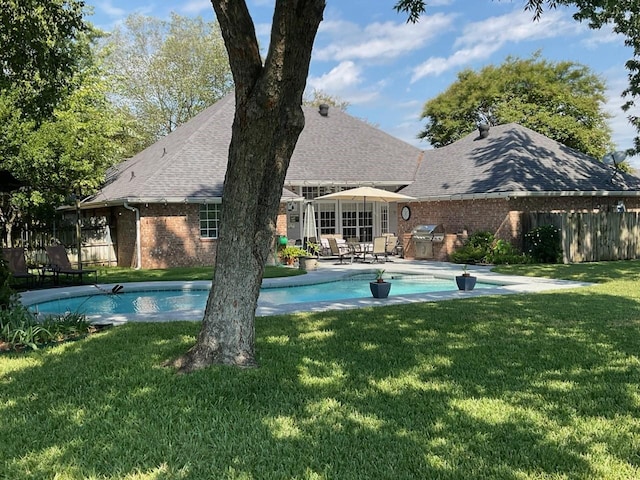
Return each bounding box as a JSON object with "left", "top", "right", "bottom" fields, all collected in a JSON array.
[{"left": 19, "top": 259, "right": 592, "bottom": 324}]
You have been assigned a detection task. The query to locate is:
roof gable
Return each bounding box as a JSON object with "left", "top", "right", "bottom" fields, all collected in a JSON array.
[
  {"left": 402, "top": 123, "right": 640, "bottom": 199},
  {"left": 87, "top": 95, "right": 423, "bottom": 205}
]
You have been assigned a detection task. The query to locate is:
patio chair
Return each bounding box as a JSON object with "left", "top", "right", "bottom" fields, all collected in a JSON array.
[
  {"left": 385, "top": 235, "right": 398, "bottom": 259},
  {"left": 370, "top": 236, "right": 388, "bottom": 263},
  {"left": 45, "top": 245, "right": 97, "bottom": 285},
  {"left": 1, "top": 248, "right": 36, "bottom": 288},
  {"left": 319, "top": 238, "right": 331, "bottom": 256},
  {"left": 328, "top": 237, "right": 352, "bottom": 264}
]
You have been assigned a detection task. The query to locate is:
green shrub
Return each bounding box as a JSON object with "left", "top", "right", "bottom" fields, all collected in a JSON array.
[
  {"left": 487, "top": 239, "right": 531, "bottom": 265},
  {"left": 525, "top": 225, "right": 562, "bottom": 263},
  {"left": 467, "top": 230, "right": 495, "bottom": 250},
  {"left": 450, "top": 231, "right": 495, "bottom": 264},
  {"left": 451, "top": 232, "right": 531, "bottom": 265},
  {"left": 0, "top": 307, "right": 91, "bottom": 351}
]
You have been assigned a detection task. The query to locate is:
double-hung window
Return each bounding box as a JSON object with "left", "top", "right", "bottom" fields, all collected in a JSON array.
[{"left": 200, "top": 203, "right": 221, "bottom": 238}]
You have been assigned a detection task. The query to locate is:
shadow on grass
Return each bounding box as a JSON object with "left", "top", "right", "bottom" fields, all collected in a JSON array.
[{"left": 1, "top": 287, "right": 639, "bottom": 479}]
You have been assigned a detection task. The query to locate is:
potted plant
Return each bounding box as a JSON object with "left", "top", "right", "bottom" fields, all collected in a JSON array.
[
  {"left": 280, "top": 245, "right": 307, "bottom": 266},
  {"left": 455, "top": 264, "right": 477, "bottom": 291},
  {"left": 370, "top": 269, "right": 391, "bottom": 298},
  {"left": 299, "top": 241, "right": 321, "bottom": 271}
]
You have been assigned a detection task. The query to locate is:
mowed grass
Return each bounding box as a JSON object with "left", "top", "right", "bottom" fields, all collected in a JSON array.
[{"left": 1, "top": 262, "right": 640, "bottom": 479}]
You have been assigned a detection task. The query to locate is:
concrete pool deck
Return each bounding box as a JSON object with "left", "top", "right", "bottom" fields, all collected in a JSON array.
[{"left": 19, "top": 258, "right": 592, "bottom": 324}]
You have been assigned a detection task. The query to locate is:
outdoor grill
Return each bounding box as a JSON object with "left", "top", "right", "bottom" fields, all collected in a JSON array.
[{"left": 411, "top": 224, "right": 445, "bottom": 259}]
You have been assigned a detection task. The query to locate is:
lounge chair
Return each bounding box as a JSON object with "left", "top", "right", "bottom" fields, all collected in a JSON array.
[
  {"left": 1, "top": 248, "right": 36, "bottom": 288},
  {"left": 328, "top": 237, "right": 352, "bottom": 264},
  {"left": 45, "top": 245, "right": 97, "bottom": 284},
  {"left": 370, "top": 236, "right": 388, "bottom": 263}
]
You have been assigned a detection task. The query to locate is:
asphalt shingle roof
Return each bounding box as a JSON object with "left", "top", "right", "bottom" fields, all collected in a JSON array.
[
  {"left": 86, "top": 95, "right": 423, "bottom": 206},
  {"left": 402, "top": 123, "right": 640, "bottom": 200}
]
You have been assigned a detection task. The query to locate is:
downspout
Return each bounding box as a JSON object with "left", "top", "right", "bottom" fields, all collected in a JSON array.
[{"left": 123, "top": 201, "right": 142, "bottom": 270}]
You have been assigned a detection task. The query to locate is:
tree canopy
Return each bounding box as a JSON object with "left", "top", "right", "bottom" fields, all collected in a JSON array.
[
  {"left": 419, "top": 53, "right": 614, "bottom": 159},
  {"left": 0, "top": 10, "right": 131, "bottom": 245},
  {"left": 101, "top": 13, "right": 233, "bottom": 148},
  {"left": 0, "top": 0, "right": 88, "bottom": 119}
]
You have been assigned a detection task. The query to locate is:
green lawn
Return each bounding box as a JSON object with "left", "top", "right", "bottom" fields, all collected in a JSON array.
[{"left": 1, "top": 262, "right": 640, "bottom": 479}]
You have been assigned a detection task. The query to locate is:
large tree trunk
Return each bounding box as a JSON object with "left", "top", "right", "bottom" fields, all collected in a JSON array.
[{"left": 170, "top": 0, "right": 325, "bottom": 372}]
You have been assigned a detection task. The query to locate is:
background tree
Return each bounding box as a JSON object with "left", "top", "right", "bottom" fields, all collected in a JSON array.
[
  {"left": 523, "top": 1, "right": 640, "bottom": 155},
  {"left": 303, "top": 89, "right": 350, "bottom": 111},
  {"left": 1, "top": 64, "right": 130, "bottom": 245},
  {"left": 419, "top": 53, "right": 614, "bottom": 159},
  {"left": 0, "top": 20, "right": 131, "bottom": 246},
  {"left": 0, "top": 0, "right": 88, "bottom": 120},
  {"left": 397, "top": 0, "right": 640, "bottom": 154},
  {"left": 101, "top": 13, "right": 233, "bottom": 148}
]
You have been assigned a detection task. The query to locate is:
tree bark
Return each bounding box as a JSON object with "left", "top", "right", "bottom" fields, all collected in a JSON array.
[{"left": 170, "top": 0, "right": 325, "bottom": 372}]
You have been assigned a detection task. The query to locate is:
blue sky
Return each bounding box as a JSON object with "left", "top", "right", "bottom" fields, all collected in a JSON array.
[{"left": 85, "top": 0, "right": 639, "bottom": 169}]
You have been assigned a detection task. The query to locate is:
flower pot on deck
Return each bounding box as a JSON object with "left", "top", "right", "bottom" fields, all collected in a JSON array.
[
  {"left": 455, "top": 274, "right": 476, "bottom": 291},
  {"left": 370, "top": 281, "right": 391, "bottom": 298},
  {"left": 299, "top": 256, "right": 318, "bottom": 271}
]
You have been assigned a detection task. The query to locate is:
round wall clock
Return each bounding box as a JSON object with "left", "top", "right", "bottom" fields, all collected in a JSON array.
[{"left": 401, "top": 206, "right": 411, "bottom": 221}]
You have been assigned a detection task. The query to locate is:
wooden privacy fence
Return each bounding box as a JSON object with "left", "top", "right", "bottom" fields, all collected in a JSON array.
[
  {"left": 525, "top": 212, "right": 640, "bottom": 263},
  {"left": 3, "top": 217, "right": 117, "bottom": 267}
]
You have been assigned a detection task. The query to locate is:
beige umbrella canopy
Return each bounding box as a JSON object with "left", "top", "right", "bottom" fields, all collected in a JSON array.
[{"left": 315, "top": 186, "right": 415, "bottom": 203}]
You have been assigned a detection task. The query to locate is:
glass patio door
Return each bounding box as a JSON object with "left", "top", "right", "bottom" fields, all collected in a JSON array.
[{"left": 341, "top": 202, "right": 373, "bottom": 242}]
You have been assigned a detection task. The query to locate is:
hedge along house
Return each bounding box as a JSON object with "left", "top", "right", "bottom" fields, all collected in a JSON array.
[
  {"left": 399, "top": 123, "right": 640, "bottom": 261},
  {"left": 79, "top": 95, "right": 423, "bottom": 268}
]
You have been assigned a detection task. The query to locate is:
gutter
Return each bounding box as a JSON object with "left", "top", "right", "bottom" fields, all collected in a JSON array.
[
  {"left": 123, "top": 201, "right": 142, "bottom": 270},
  {"left": 413, "top": 190, "right": 640, "bottom": 202}
]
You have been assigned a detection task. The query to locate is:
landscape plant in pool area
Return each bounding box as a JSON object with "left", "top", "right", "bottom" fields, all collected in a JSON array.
[
  {"left": 1, "top": 261, "right": 639, "bottom": 478},
  {"left": 0, "top": 306, "right": 93, "bottom": 352}
]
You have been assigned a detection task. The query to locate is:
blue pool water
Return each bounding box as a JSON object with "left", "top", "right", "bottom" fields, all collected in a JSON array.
[{"left": 30, "top": 275, "right": 495, "bottom": 316}]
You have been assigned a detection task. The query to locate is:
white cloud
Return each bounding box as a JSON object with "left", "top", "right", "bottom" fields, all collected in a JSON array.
[
  {"left": 411, "top": 43, "right": 499, "bottom": 79},
  {"left": 307, "top": 61, "right": 382, "bottom": 106},
  {"left": 96, "top": 0, "right": 126, "bottom": 17},
  {"left": 308, "top": 61, "right": 363, "bottom": 91},
  {"left": 180, "top": 0, "right": 210, "bottom": 15},
  {"left": 314, "top": 13, "right": 455, "bottom": 63},
  {"left": 411, "top": 8, "right": 576, "bottom": 82},
  {"left": 581, "top": 25, "right": 629, "bottom": 50}
]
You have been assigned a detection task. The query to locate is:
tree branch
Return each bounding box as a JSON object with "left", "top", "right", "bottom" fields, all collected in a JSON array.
[{"left": 210, "top": 0, "right": 263, "bottom": 101}]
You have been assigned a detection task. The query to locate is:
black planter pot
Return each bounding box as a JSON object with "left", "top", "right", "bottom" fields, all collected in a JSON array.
[
  {"left": 370, "top": 281, "right": 391, "bottom": 298},
  {"left": 455, "top": 275, "right": 477, "bottom": 291}
]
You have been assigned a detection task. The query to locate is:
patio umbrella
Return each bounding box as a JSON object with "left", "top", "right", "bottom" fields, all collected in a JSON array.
[
  {"left": 315, "top": 187, "right": 415, "bottom": 241},
  {"left": 315, "top": 186, "right": 415, "bottom": 206},
  {"left": 302, "top": 201, "right": 318, "bottom": 242}
]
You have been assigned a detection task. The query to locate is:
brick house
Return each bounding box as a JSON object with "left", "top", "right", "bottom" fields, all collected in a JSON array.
[
  {"left": 81, "top": 95, "right": 422, "bottom": 268},
  {"left": 79, "top": 95, "right": 640, "bottom": 267}
]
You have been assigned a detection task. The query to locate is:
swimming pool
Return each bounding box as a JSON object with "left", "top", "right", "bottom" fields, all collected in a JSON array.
[{"left": 30, "top": 274, "right": 496, "bottom": 317}]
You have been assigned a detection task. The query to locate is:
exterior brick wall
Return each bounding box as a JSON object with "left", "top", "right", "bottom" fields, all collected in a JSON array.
[
  {"left": 122, "top": 203, "right": 289, "bottom": 269},
  {"left": 138, "top": 204, "right": 217, "bottom": 269},
  {"left": 397, "top": 196, "right": 640, "bottom": 260},
  {"left": 104, "top": 196, "right": 640, "bottom": 266},
  {"left": 114, "top": 206, "right": 137, "bottom": 268}
]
